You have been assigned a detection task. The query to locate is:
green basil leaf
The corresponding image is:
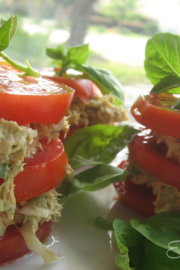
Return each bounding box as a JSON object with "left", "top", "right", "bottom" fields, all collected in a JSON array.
[
  {"left": 62, "top": 164, "right": 127, "bottom": 196},
  {"left": 68, "top": 156, "right": 102, "bottom": 170},
  {"left": 0, "top": 17, "right": 13, "bottom": 51},
  {"left": 46, "top": 45, "right": 67, "bottom": 60},
  {"left": 151, "top": 75, "right": 180, "bottom": 94},
  {"left": 0, "top": 163, "right": 9, "bottom": 179},
  {"left": 64, "top": 124, "right": 139, "bottom": 170},
  {"left": 9, "top": 15, "right": 18, "bottom": 41},
  {"left": 144, "top": 33, "right": 180, "bottom": 85},
  {"left": 0, "top": 18, "right": 6, "bottom": 27},
  {"left": 131, "top": 211, "right": 180, "bottom": 255},
  {"left": 95, "top": 216, "right": 113, "bottom": 230},
  {"left": 113, "top": 219, "right": 142, "bottom": 270},
  {"left": 80, "top": 64, "right": 124, "bottom": 105},
  {"left": 135, "top": 238, "right": 180, "bottom": 270},
  {"left": 66, "top": 43, "right": 89, "bottom": 65}
]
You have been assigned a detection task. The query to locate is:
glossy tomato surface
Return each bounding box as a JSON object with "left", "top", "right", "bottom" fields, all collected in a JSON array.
[
  {"left": 14, "top": 138, "right": 67, "bottom": 202},
  {"left": 44, "top": 76, "right": 102, "bottom": 104},
  {"left": 114, "top": 160, "right": 155, "bottom": 217},
  {"left": 128, "top": 129, "right": 180, "bottom": 188},
  {"left": 131, "top": 92, "right": 180, "bottom": 137},
  {"left": 0, "top": 221, "right": 52, "bottom": 264},
  {"left": 0, "top": 64, "right": 74, "bottom": 125}
]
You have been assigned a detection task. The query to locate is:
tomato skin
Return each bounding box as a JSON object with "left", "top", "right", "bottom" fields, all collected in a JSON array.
[
  {"left": 128, "top": 129, "right": 180, "bottom": 188},
  {"left": 131, "top": 92, "right": 180, "bottom": 137},
  {"left": 0, "top": 221, "right": 52, "bottom": 264},
  {"left": 0, "top": 64, "right": 74, "bottom": 125},
  {"left": 14, "top": 138, "right": 66, "bottom": 202},
  {"left": 44, "top": 76, "right": 102, "bottom": 104},
  {"left": 114, "top": 160, "right": 155, "bottom": 218}
]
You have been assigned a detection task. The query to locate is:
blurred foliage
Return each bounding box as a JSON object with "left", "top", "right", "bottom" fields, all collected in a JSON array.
[
  {"left": 0, "top": 0, "right": 156, "bottom": 84},
  {"left": 4, "top": 18, "right": 51, "bottom": 68},
  {"left": 87, "top": 50, "right": 150, "bottom": 85}
]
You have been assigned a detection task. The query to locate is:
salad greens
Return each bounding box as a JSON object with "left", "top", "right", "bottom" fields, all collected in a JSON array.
[
  {"left": 62, "top": 164, "right": 127, "bottom": 196},
  {"left": 59, "top": 123, "right": 139, "bottom": 196},
  {"left": 0, "top": 16, "right": 40, "bottom": 77},
  {"left": 46, "top": 43, "right": 124, "bottom": 105},
  {"left": 64, "top": 124, "right": 139, "bottom": 170},
  {"left": 113, "top": 212, "right": 180, "bottom": 270},
  {"left": 145, "top": 32, "right": 180, "bottom": 109}
]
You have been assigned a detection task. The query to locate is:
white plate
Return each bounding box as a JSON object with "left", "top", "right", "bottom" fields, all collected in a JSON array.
[{"left": 2, "top": 180, "right": 143, "bottom": 270}]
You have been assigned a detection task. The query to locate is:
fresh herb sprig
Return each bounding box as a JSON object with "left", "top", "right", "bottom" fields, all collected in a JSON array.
[
  {"left": 46, "top": 43, "right": 124, "bottom": 105},
  {"left": 113, "top": 212, "right": 180, "bottom": 270},
  {"left": 145, "top": 32, "right": 180, "bottom": 109},
  {"left": 0, "top": 16, "right": 40, "bottom": 77},
  {"left": 58, "top": 124, "right": 139, "bottom": 197}
]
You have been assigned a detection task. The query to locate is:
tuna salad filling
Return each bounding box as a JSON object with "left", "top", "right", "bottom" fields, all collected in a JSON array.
[
  {"left": 127, "top": 130, "right": 180, "bottom": 213},
  {"left": 128, "top": 158, "right": 180, "bottom": 214},
  {"left": 66, "top": 95, "right": 128, "bottom": 127},
  {"left": 0, "top": 117, "right": 73, "bottom": 263}
]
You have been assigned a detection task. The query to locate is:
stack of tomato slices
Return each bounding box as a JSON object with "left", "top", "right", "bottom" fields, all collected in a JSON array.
[
  {"left": 0, "top": 63, "right": 74, "bottom": 264},
  {"left": 114, "top": 91, "right": 180, "bottom": 217}
]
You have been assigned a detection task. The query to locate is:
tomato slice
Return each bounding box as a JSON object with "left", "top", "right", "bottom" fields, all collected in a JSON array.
[
  {"left": 14, "top": 138, "right": 67, "bottom": 202},
  {"left": 0, "top": 64, "right": 74, "bottom": 125},
  {"left": 40, "top": 67, "right": 102, "bottom": 104},
  {"left": 44, "top": 76, "right": 102, "bottom": 104},
  {"left": 131, "top": 91, "right": 180, "bottom": 137},
  {"left": 128, "top": 129, "right": 180, "bottom": 188},
  {"left": 0, "top": 221, "right": 52, "bottom": 264},
  {"left": 114, "top": 160, "right": 155, "bottom": 217}
]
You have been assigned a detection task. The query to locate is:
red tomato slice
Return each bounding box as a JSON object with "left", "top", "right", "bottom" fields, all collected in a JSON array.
[
  {"left": 114, "top": 160, "right": 155, "bottom": 217},
  {"left": 0, "top": 221, "right": 52, "bottom": 264},
  {"left": 131, "top": 92, "right": 180, "bottom": 137},
  {"left": 0, "top": 64, "right": 74, "bottom": 125},
  {"left": 14, "top": 138, "right": 67, "bottom": 202},
  {"left": 128, "top": 129, "right": 180, "bottom": 188},
  {"left": 44, "top": 76, "right": 102, "bottom": 104}
]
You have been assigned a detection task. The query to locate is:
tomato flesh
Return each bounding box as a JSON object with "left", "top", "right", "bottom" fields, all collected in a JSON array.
[
  {"left": 0, "top": 64, "right": 74, "bottom": 125},
  {"left": 128, "top": 129, "right": 180, "bottom": 188},
  {"left": 0, "top": 221, "right": 52, "bottom": 264},
  {"left": 45, "top": 76, "right": 102, "bottom": 104},
  {"left": 14, "top": 138, "right": 67, "bottom": 202},
  {"left": 131, "top": 92, "right": 180, "bottom": 137},
  {"left": 114, "top": 160, "right": 155, "bottom": 217}
]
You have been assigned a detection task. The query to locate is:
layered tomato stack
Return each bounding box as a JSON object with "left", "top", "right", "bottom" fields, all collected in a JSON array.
[
  {"left": 0, "top": 63, "right": 74, "bottom": 263},
  {"left": 115, "top": 91, "right": 180, "bottom": 217},
  {"left": 41, "top": 68, "right": 128, "bottom": 140}
]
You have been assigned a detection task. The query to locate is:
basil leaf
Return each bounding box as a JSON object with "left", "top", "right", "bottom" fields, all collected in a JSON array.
[
  {"left": 80, "top": 64, "right": 124, "bottom": 105},
  {"left": 0, "top": 17, "right": 13, "bottom": 51},
  {"left": 131, "top": 211, "right": 180, "bottom": 255},
  {"left": 145, "top": 33, "right": 180, "bottom": 85},
  {"left": 0, "top": 163, "right": 9, "bottom": 179},
  {"left": 95, "top": 216, "right": 113, "bottom": 230},
  {"left": 151, "top": 75, "right": 180, "bottom": 94},
  {"left": 135, "top": 238, "right": 180, "bottom": 270},
  {"left": 66, "top": 43, "right": 89, "bottom": 65},
  {"left": 46, "top": 45, "right": 67, "bottom": 60},
  {"left": 68, "top": 156, "right": 102, "bottom": 171},
  {"left": 113, "top": 219, "right": 143, "bottom": 270},
  {"left": 64, "top": 124, "right": 139, "bottom": 170},
  {"left": 9, "top": 15, "right": 18, "bottom": 41},
  {"left": 62, "top": 164, "right": 127, "bottom": 196}
]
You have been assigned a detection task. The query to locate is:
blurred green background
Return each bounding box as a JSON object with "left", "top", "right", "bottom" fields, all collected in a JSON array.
[{"left": 1, "top": 0, "right": 179, "bottom": 102}]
